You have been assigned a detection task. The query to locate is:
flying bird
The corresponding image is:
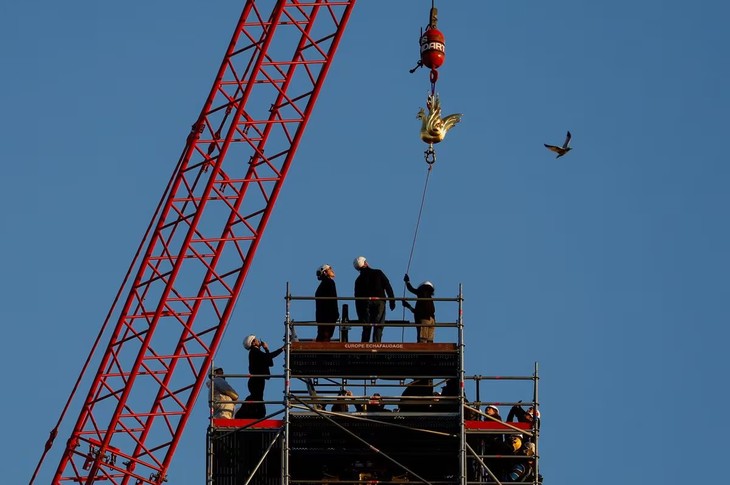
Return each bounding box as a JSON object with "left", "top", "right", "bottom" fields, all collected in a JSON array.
[{"left": 544, "top": 131, "right": 572, "bottom": 158}]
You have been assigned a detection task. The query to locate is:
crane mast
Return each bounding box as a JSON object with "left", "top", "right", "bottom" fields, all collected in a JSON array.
[{"left": 50, "top": 1, "right": 356, "bottom": 483}]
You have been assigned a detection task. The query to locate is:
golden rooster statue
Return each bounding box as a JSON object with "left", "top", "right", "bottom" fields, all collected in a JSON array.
[{"left": 417, "top": 93, "right": 462, "bottom": 145}]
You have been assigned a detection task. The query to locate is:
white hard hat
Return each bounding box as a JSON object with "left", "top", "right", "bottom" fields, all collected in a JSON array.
[
  {"left": 419, "top": 281, "right": 434, "bottom": 290},
  {"left": 316, "top": 264, "right": 332, "bottom": 278},
  {"left": 486, "top": 404, "right": 499, "bottom": 413},
  {"left": 523, "top": 442, "right": 536, "bottom": 456},
  {"left": 243, "top": 334, "right": 256, "bottom": 350},
  {"left": 353, "top": 256, "right": 367, "bottom": 269}
]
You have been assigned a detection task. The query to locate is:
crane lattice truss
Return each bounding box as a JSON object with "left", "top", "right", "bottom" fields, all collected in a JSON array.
[{"left": 53, "top": 1, "right": 356, "bottom": 483}]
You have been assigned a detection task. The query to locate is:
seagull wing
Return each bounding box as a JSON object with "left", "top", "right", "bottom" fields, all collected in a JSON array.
[
  {"left": 562, "top": 131, "right": 572, "bottom": 148},
  {"left": 544, "top": 144, "right": 562, "bottom": 154}
]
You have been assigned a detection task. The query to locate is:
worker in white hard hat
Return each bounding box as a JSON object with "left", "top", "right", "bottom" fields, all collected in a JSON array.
[
  {"left": 353, "top": 256, "right": 395, "bottom": 342},
  {"left": 481, "top": 403, "right": 506, "bottom": 457},
  {"left": 242, "top": 334, "right": 284, "bottom": 418},
  {"left": 315, "top": 264, "right": 339, "bottom": 342},
  {"left": 402, "top": 274, "right": 436, "bottom": 343},
  {"left": 485, "top": 404, "right": 502, "bottom": 420},
  {"left": 206, "top": 367, "right": 239, "bottom": 419},
  {"left": 507, "top": 402, "right": 541, "bottom": 431}
]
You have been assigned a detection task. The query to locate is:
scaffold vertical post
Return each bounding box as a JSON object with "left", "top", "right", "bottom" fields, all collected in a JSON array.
[
  {"left": 458, "top": 283, "right": 466, "bottom": 485},
  {"left": 205, "top": 363, "right": 214, "bottom": 485},
  {"left": 284, "top": 282, "right": 292, "bottom": 485},
  {"left": 533, "top": 361, "right": 540, "bottom": 485},
  {"left": 205, "top": 427, "right": 212, "bottom": 485}
]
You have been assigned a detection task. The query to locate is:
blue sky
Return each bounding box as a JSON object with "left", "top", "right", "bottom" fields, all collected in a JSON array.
[{"left": 2, "top": 1, "right": 729, "bottom": 483}]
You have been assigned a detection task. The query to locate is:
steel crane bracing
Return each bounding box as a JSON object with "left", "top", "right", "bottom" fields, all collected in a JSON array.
[{"left": 49, "top": 1, "right": 357, "bottom": 483}]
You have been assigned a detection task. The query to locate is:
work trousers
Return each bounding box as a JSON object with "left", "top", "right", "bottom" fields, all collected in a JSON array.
[{"left": 358, "top": 300, "right": 386, "bottom": 342}]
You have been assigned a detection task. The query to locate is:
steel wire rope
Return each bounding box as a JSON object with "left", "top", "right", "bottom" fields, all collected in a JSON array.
[{"left": 401, "top": 164, "right": 433, "bottom": 341}]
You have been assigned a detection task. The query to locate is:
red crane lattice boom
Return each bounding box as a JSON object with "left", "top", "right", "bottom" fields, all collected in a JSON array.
[{"left": 49, "top": 1, "right": 357, "bottom": 483}]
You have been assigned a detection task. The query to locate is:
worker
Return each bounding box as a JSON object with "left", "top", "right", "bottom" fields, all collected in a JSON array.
[
  {"left": 330, "top": 388, "right": 354, "bottom": 413},
  {"left": 438, "top": 378, "right": 460, "bottom": 412},
  {"left": 356, "top": 393, "right": 390, "bottom": 412},
  {"left": 207, "top": 367, "right": 239, "bottom": 419},
  {"left": 353, "top": 256, "right": 396, "bottom": 342},
  {"left": 315, "top": 264, "right": 339, "bottom": 342},
  {"left": 398, "top": 378, "right": 433, "bottom": 412},
  {"left": 490, "top": 434, "right": 524, "bottom": 480},
  {"left": 507, "top": 402, "right": 541, "bottom": 431},
  {"left": 485, "top": 404, "right": 502, "bottom": 421},
  {"left": 243, "top": 334, "right": 284, "bottom": 418},
  {"left": 503, "top": 440, "right": 537, "bottom": 482},
  {"left": 402, "top": 274, "right": 436, "bottom": 343},
  {"left": 482, "top": 404, "right": 506, "bottom": 456},
  {"left": 525, "top": 406, "right": 541, "bottom": 427}
]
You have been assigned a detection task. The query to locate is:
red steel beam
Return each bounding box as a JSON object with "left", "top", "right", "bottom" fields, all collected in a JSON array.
[{"left": 51, "top": 1, "right": 357, "bottom": 483}]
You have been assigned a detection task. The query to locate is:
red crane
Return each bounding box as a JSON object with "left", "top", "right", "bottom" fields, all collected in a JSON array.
[{"left": 33, "top": 1, "right": 357, "bottom": 483}]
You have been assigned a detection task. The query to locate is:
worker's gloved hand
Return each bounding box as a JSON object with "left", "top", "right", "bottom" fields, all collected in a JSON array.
[
  {"left": 403, "top": 274, "right": 410, "bottom": 283},
  {"left": 389, "top": 300, "right": 396, "bottom": 311}
]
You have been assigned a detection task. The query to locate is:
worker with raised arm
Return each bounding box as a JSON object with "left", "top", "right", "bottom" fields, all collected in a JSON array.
[
  {"left": 402, "top": 274, "right": 436, "bottom": 343},
  {"left": 243, "top": 334, "right": 284, "bottom": 418},
  {"left": 353, "top": 256, "right": 395, "bottom": 342},
  {"left": 507, "top": 402, "right": 541, "bottom": 432}
]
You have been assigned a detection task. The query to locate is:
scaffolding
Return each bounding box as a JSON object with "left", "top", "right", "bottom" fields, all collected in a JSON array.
[{"left": 206, "top": 287, "right": 541, "bottom": 485}]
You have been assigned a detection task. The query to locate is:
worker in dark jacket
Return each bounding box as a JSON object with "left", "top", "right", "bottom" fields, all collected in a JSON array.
[
  {"left": 399, "top": 378, "right": 434, "bottom": 412},
  {"left": 507, "top": 402, "right": 541, "bottom": 432},
  {"left": 243, "top": 334, "right": 284, "bottom": 418},
  {"left": 330, "top": 389, "right": 354, "bottom": 413},
  {"left": 315, "top": 264, "right": 339, "bottom": 342},
  {"left": 355, "top": 393, "right": 391, "bottom": 412},
  {"left": 482, "top": 404, "right": 506, "bottom": 456},
  {"left": 353, "top": 256, "right": 395, "bottom": 342},
  {"left": 402, "top": 274, "right": 436, "bottom": 343},
  {"left": 438, "top": 378, "right": 461, "bottom": 413}
]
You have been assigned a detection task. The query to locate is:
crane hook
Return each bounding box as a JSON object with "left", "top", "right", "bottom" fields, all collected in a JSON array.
[{"left": 424, "top": 144, "right": 436, "bottom": 165}]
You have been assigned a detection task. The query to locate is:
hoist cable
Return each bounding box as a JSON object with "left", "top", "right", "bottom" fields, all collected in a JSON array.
[{"left": 401, "top": 164, "right": 433, "bottom": 340}]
